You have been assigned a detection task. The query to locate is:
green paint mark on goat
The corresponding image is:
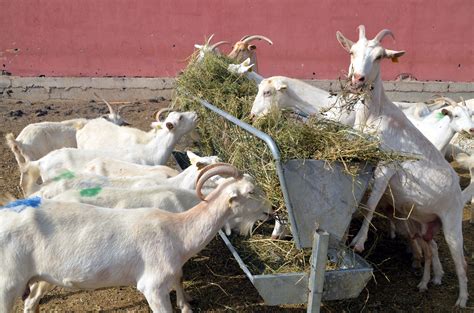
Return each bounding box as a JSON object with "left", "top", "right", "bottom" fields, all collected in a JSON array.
[
  {"left": 80, "top": 187, "right": 102, "bottom": 197},
  {"left": 435, "top": 112, "right": 445, "bottom": 121},
  {"left": 52, "top": 170, "right": 75, "bottom": 181}
]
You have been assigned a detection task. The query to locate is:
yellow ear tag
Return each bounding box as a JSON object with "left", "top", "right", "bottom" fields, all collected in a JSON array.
[{"left": 391, "top": 57, "right": 399, "bottom": 63}]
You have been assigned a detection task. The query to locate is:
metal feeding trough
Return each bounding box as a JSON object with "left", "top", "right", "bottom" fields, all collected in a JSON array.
[{"left": 182, "top": 98, "right": 375, "bottom": 312}]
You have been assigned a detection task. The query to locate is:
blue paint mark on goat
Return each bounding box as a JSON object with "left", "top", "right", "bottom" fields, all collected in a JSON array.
[{"left": 1, "top": 196, "right": 42, "bottom": 213}]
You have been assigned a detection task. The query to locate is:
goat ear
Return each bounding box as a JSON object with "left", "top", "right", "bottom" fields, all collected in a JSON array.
[
  {"left": 275, "top": 82, "right": 287, "bottom": 91},
  {"left": 228, "top": 191, "right": 239, "bottom": 206},
  {"left": 441, "top": 108, "right": 452, "bottom": 117},
  {"left": 187, "top": 151, "right": 199, "bottom": 164},
  {"left": 248, "top": 44, "right": 257, "bottom": 51},
  {"left": 384, "top": 49, "right": 405, "bottom": 62},
  {"left": 336, "top": 31, "right": 354, "bottom": 52},
  {"left": 195, "top": 162, "right": 207, "bottom": 170},
  {"left": 166, "top": 122, "right": 175, "bottom": 130}
]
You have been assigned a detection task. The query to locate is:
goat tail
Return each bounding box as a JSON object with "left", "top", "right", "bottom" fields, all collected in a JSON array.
[
  {"left": 66, "top": 119, "right": 89, "bottom": 130},
  {"left": 5, "top": 133, "right": 30, "bottom": 171}
]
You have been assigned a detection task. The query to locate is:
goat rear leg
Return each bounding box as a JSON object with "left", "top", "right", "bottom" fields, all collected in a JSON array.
[
  {"left": 24, "top": 281, "right": 55, "bottom": 313},
  {"left": 351, "top": 168, "right": 392, "bottom": 252},
  {"left": 441, "top": 212, "right": 468, "bottom": 307}
]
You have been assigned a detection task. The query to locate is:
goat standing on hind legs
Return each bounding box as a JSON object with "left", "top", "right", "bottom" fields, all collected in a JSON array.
[{"left": 336, "top": 25, "right": 469, "bottom": 307}]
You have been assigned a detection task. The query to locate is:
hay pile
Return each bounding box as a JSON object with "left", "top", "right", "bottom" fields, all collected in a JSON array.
[
  {"left": 174, "top": 53, "right": 404, "bottom": 213},
  {"left": 173, "top": 52, "right": 408, "bottom": 273},
  {"left": 229, "top": 223, "right": 357, "bottom": 274}
]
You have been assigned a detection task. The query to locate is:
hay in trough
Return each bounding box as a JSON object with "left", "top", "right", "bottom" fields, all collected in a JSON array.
[{"left": 229, "top": 222, "right": 358, "bottom": 274}]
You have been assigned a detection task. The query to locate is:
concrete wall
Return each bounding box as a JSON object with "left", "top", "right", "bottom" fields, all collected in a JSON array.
[
  {"left": 2, "top": 76, "right": 473, "bottom": 103},
  {"left": 1, "top": 0, "right": 472, "bottom": 81}
]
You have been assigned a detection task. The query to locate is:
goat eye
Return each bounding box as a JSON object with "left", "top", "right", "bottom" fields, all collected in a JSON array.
[
  {"left": 179, "top": 116, "right": 183, "bottom": 120},
  {"left": 375, "top": 55, "right": 382, "bottom": 61}
]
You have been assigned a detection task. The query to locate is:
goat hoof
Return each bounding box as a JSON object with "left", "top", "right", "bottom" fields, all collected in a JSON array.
[
  {"left": 455, "top": 295, "right": 467, "bottom": 308},
  {"left": 431, "top": 276, "right": 443, "bottom": 285},
  {"left": 417, "top": 282, "right": 428, "bottom": 292},
  {"left": 411, "top": 260, "right": 422, "bottom": 269}
]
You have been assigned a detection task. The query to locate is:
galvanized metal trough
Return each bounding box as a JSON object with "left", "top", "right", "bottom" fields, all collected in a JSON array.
[{"left": 187, "top": 98, "right": 375, "bottom": 312}]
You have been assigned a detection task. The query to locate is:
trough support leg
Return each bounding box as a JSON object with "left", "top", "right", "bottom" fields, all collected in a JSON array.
[{"left": 307, "top": 230, "right": 329, "bottom": 313}]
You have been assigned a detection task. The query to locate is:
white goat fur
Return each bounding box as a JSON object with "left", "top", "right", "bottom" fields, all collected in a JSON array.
[
  {"left": 337, "top": 26, "right": 468, "bottom": 307},
  {"left": 84, "top": 157, "right": 179, "bottom": 178},
  {"left": 28, "top": 152, "right": 219, "bottom": 198},
  {"left": 0, "top": 164, "right": 272, "bottom": 312},
  {"left": 6, "top": 111, "right": 197, "bottom": 193},
  {"left": 251, "top": 76, "right": 356, "bottom": 125},
  {"left": 76, "top": 110, "right": 192, "bottom": 150},
  {"left": 227, "top": 58, "right": 264, "bottom": 85}
]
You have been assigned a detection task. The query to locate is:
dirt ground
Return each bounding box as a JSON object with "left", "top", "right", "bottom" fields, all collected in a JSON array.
[{"left": 0, "top": 98, "right": 472, "bottom": 312}]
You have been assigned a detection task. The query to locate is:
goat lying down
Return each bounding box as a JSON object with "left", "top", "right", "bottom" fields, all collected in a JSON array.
[{"left": 0, "top": 163, "right": 273, "bottom": 313}]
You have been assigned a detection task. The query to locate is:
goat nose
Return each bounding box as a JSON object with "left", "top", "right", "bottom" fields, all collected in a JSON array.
[
  {"left": 353, "top": 74, "right": 365, "bottom": 82},
  {"left": 470, "top": 128, "right": 474, "bottom": 133}
]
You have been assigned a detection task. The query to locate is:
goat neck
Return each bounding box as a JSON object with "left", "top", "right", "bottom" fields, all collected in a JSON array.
[
  {"left": 174, "top": 179, "right": 235, "bottom": 263},
  {"left": 143, "top": 127, "right": 178, "bottom": 165}
]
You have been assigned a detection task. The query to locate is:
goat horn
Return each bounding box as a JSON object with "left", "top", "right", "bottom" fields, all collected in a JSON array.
[
  {"left": 373, "top": 29, "right": 394, "bottom": 43},
  {"left": 242, "top": 35, "right": 273, "bottom": 45},
  {"left": 155, "top": 108, "right": 172, "bottom": 121},
  {"left": 195, "top": 163, "right": 242, "bottom": 201},
  {"left": 358, "top": 25, "right": 366, "bottom": 40},
  {"left": 117, "top": 104, "right": 133, "bottom": 115},
  {"left": 239, "top": 35, "right": 251, "bottom": 41},
  {"left": 94, "top": 92, "right": 115, "bottom": 115},
  {"left": 205, "top": 34, "right": 215, "bottom": 45},
  {"left": 210, "top": 41, "right": 231, "bottom": 50}
]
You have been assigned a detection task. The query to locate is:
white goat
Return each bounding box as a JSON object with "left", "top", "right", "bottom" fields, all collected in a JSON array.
[
  {"left": 336, "top": 25, "right": 469, "bottom": 306},
  {"left": 250, "top": 76, "right": 357, "bottom": 125},
  {"left": 194, "top": 34, "right": 231, "bottom": 61},
  {"left": 6, "top": 111, "right": 198, "bottom": 194},
  {"left": 6, "top": 98, "right": 130, "bottom": 164},
  {"left": 227, "top": 58, "right": 264, "bottom": 85},
  {"left": 0, "top": 163, "right": 272, "bottom": 313},
  {"left": 84, "top": 157, "right": 179, "bottom": 178},
  {"left": 227, "top": 35, "right": 273, "bottom": 73},
  {"left": 456, "top": 153, "right": 474, "bottom": 223},
  {"left": 27, "top": 152, "right": 219, "bottom": 198},
  {"left": 406, "top": 105, "right": 474, "bottom": 154},
  {"left": 76, "top": 108, "right": 173, "bottom": 150}
]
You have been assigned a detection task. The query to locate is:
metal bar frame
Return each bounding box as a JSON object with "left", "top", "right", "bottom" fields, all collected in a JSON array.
[
  {"left": 197, "top": 98, "right": 331, "bottom": 312},
  {"left": 196, "top": 98, "right": 304, "bottom": 248}
]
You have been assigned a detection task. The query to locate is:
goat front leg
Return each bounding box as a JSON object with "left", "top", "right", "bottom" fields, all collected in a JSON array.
[
  {"left": 430, "top": 240, "right": 444, "bottom": 285},
  {"left": 174, "top": 275, "right": 193, "bottom": 313},
  {"left": 416, "top": 239, "right": 432, "bottom": 292},
  {"left": 351, "top": 166, "right": 394, "bottom": 252}
]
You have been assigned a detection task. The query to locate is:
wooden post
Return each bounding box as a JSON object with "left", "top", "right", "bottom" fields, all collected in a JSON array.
[{"left": 307, "top": 229, "right": 329, "bottom": 313}]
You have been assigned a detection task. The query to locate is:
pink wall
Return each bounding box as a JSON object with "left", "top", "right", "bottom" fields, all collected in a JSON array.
[{"left": 0, "top": 0, "right": 472, "bottom": 81}]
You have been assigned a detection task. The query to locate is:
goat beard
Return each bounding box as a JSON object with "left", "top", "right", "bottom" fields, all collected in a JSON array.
[{"left": 238, "top": 219, "right": 258, "bottom": 236}]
